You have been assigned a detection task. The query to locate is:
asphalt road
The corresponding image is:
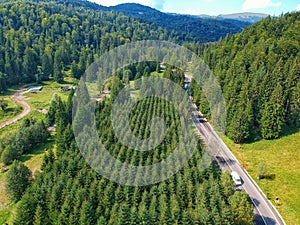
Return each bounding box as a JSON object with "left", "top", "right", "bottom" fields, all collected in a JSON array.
[{"left": 185, "top": 75, "right": 286, "bottom": 225}]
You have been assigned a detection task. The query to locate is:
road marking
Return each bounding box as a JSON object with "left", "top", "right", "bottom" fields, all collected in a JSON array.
[
  {"left": 186, "top": 75, "right": 284, "bottom": 225},
  {"left": 217, "top": 149, "right": 268, "bottom": 225},
  {"left": 214, "top": 132, "right": 283, "bottom": 225}
]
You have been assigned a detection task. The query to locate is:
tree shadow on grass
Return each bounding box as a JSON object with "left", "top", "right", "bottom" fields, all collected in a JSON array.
[
  {"left": 18, "top": 140, "right": 54, "bottom": 164},
  {"left": 259, "top": 174, "right": 276, "bottom": 180},
  {"left": 243, "top": 125, "right": 300, "bottom": 145},
  {"left": 280, "top": 125, "right": 300, "bottom": 138}
]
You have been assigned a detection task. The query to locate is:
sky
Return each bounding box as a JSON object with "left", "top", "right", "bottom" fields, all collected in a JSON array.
[{"left": 91, "top": 0, "right": 300, "bottom": 16}]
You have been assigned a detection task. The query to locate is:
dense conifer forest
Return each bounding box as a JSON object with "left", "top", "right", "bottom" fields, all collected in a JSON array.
[
  {"left": 109, "top": 3, "right": 251, "bottom": 42},
  {"left": 0, "top": 0, "right": 299, "bottom": 224},
  {"left": 191, "top": 12, "right": 300, "bottom": 142},
  {"left": 13, "top": 88, "right": 253, "bottom": 225},
  {"left": 0, "top": 0, "right": 187, "bottom": 90}
]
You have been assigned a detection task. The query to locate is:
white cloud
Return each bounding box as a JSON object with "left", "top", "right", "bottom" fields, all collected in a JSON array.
[
  {"left": 242, "top": 0, "right": 282, "bottom": 11},
  {"left": 151, "top": 0, "right": 166, "bottom": 10},
  {"left": 296, "top": 4, "right": 300, "bottom": 11}
]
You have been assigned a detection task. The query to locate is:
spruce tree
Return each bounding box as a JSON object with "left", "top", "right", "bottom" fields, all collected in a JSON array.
[
  {"left": 5, "top": 160, "right": 31, "bottom": 202},
  {"left": 261, "top": 83, "right": 285, "bottom": 139},
  {"left": 53, "top": 47, "right": 64, "bottom": 83},
  {"left": 33, "top": 205, "right": 46, "bottom": 225}
]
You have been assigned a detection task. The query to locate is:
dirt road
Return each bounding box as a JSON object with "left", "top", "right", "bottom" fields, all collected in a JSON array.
[{"left": 0, "top": 93, "right": 31, "bottom": 129}]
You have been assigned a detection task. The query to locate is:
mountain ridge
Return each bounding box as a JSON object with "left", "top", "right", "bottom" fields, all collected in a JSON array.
[
  {"left": 10, "top": 0, "right": 258, "bottom": 42},
  {"left": 109, "top": 3, "right": 252, "bottom": 42},
  {"left": 217, "top": 12, "right": 269, "bottom": 23}
]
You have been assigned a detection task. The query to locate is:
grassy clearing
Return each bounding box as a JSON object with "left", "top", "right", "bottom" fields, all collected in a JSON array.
[
  {"left": 0, "top": 79, "right": 74, "bottom": 224},
  {"left": 0, "top": 137, "right": 55, "bottom": 225},
  {"left": 19, "top": 139, "right": 55, "bottom": 173},
  {"left": 0, "top": 156, "right": 12, "bottom": 224},
  {"left": 0, "top": 78, "right": 76, "bottom": 137},
  {"left": 0, "top": 105, "right": 55, "bottom": 140},
  {"left": 2, "top": 80, "right": 73, "bottom": 128},
  {"left": 129, "top": 80, "right": 140, "bottom": 97},
  {"left": 151, "top": 71, "right": 164, "bottom": 78},
  {"left": 0, "top": 172, "right": 8, "bottom": 209},
  {"left": 0, "top": 98, "right": 23, "bottom": 123},
  {"left": 128, "top": 71, "right": 164, "bottom": 98},
  {"left": 129, "top": 80, "right": 135, "bottom": 88},
  {"left": 222, "top": 129, "right": 300, "bottom": 225},
  {"left": 24, "top": 80, "right": 74, "bottom": 110},
  {"left": 0, "top": 172, "right": 14, "bottom": 225},
  {"left": 0, "top": 78, "right": 76, "bottom": 126}
]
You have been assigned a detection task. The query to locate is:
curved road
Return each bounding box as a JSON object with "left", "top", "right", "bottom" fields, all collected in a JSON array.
[
  {"left": 186, "top": 75, "right": 286, "bottom": 225},
  {"left": 0, "top": 93, "right": 31, "bottom": 129}
]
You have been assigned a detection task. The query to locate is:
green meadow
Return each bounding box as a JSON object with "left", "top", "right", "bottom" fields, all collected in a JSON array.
[
  {"left": 0, "top": 79, "right": 75, "bottom": 224},
  {"left": 223, "top": 128, "right": 300, "bottom": 225}
]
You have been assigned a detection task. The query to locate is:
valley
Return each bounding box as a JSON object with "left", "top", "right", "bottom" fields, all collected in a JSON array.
[{"left": 0, "top": 0, "right": 299, "bottom": 224}]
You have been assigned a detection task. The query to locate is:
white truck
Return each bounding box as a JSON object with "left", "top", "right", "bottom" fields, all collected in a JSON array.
[{"left": 231, "top": 171, "right": 242, "bottom": 186}]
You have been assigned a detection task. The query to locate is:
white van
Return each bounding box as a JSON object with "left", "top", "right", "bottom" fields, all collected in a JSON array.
[{"left": 231, "top": 171, "right": 242, "bottom": 185}]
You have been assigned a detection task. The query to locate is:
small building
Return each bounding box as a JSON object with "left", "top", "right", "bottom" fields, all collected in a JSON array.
[
  {"left": 61, "top": 86, "right": 76, "bottom": 92},
  {"left": 28, "top": 86, "right": 43, "bottom": 93}
]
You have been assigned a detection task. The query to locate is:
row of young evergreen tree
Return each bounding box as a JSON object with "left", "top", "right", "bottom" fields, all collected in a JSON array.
[
  {"left": 190, "top": 12, "right": 300, "bottom": 142},
  {"left": 0, "top": 0, "right": 192, "bottom": 91},
  {"left": 13, "top": 88, "right": 254, "bottom": 224}
]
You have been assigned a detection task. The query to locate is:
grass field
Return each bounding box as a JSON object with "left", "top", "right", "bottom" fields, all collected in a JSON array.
[
  {"left": 0, "top": 79, "right": 76, "bottom": 124},
  {"left": 222, "top": 128, "right": 300, "bottom": 225},
  {"left": 24, "top": 80, "right": 74, "bottom": 109},
  {"left": 151, "top": 71, "right": 164, "bottom": 77},
  {"left": 0, "top": 140, "right": 55, "bottom": 225},
  {"left": 0, "top": 172, "right": 10, "bottom": 221},
  {"left": 0, "top": 98, "right": 23, "bottom": 123},
  {"left": 129, "top": 80, "right": 140, "bottom": 97},
  {"left": 0, "top": 79, "right": 75, "bottom": 224},
  {"left": 128, "top": 71, "right": 164, "bottom": 97}
]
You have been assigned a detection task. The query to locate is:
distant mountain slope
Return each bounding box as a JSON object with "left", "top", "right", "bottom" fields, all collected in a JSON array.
[
  {"left": 0, "top": 0, "right": 188, "bottom": 90},
  {"left": 218, "top": 12, "right": 269, "bottom": 23},
  {"left": 24, "top": 0, "right": 250, "bottom": 42},
  {"left": 110, "top": 3, "right": 251, "bottom": 42}
]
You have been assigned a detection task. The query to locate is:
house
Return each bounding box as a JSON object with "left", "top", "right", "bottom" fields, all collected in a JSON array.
[
  {"left": 28, "top": 86, "right": 43, "bottom": 93},
  {"left": 61, "top": 86, "right": 76, "bottom": 92}
]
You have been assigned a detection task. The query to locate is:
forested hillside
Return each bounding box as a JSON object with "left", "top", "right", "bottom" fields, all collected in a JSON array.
[
  {"left": 191, "top": 12, "right": 300, "bottom": 142},
  {"left": 0, "top": 1, "right": 298, "bottom": 224},
  {"left": 0, "top": 0, "right": 186, "bottom": 91},
  {"left": 13, "top": 89, "right": 253, "bottom": 225},
  {"left": 111, "top": 3, "right": 251, "bottom": 42},
  {"left": 0, "top": 1, "right": 255, "bottom": 224},
  {"left": 0, "top": 0, "right": 256, "bottom": 93}
]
